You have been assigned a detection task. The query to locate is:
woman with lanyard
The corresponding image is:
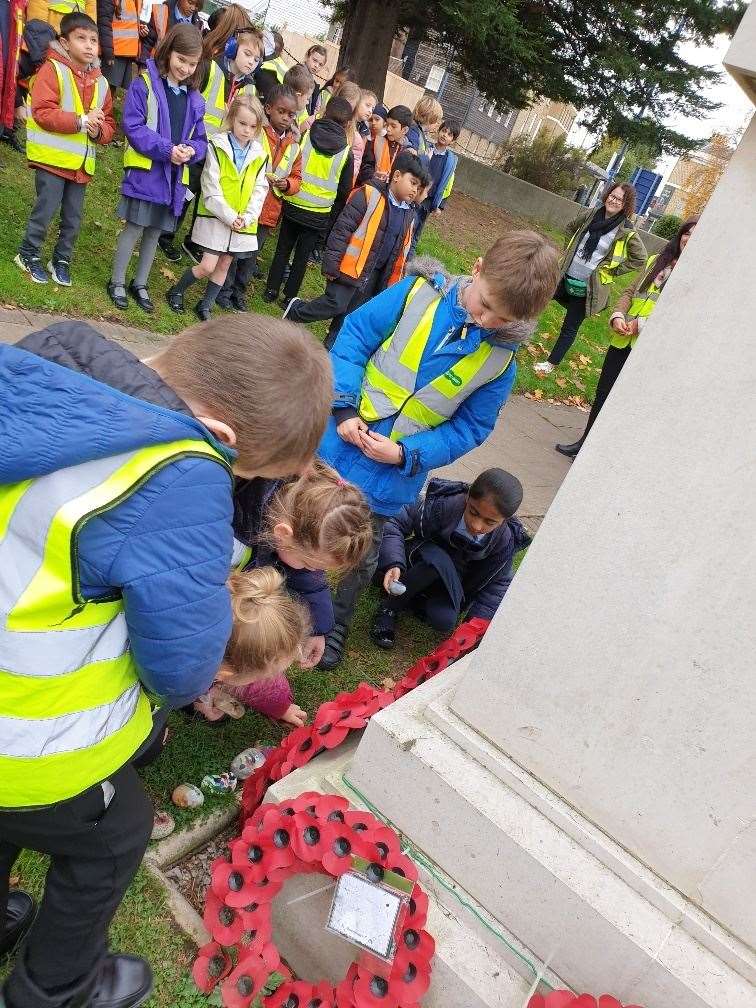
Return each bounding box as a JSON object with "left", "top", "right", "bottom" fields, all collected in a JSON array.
[
  {"left": 556, "top": 217, "right": 697, "bottom": 457},
  {"left": 534, "top": 182, "right": 646, "bottom": 376}
]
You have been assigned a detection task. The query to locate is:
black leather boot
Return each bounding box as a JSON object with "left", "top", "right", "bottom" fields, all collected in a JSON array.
[
  {"left": 0, "top": 890, "right": 36, "bottom": 956},
  {"left": 370, "top": 605, "right": 397, "bottom": 650},
  {"left": 555, "top": 438, "right": 583, "bottom": 458}
]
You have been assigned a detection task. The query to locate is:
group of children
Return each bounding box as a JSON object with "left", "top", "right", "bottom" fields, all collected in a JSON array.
[
  {"left": 10, "top": 4, "right": 461, "bottom": 329},
  {"left": 5, "top": 3, "right": 565, "bottom": 722}
]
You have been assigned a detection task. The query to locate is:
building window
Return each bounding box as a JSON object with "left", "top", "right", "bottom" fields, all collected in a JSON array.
[
  {"left": 487, "top": 103, "right": 495, "bottom": 117},
  {"left": 425, "top": 64, "right": 445, "bottom": 92},
  {"left": 496, "top": 112, "right": 502, "bottom": 122}
]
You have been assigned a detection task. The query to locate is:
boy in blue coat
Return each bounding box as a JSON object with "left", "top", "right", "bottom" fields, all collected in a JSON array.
[
  {"left": 410, "top": 119, "right": 460, "bottom": 256},
  {"left": 318, "top": 232, "right": 560, "bottom": 668},
  {"left": 0, "top": 315, "right": 331, "bottom": 1008}
]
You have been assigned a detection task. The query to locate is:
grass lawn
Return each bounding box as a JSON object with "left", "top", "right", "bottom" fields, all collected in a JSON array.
[{"left": 0, "top": 144, "right": 636, "bottom": 408}]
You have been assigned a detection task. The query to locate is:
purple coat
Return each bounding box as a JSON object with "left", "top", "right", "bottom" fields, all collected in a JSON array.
[{"left": 121, "top": 58, "right": 207, "bottom": 218}]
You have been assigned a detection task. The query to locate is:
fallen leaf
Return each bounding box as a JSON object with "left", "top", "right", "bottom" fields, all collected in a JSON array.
[
  {"left": 555, "top": 376, "right": 567, "bottom": 388},
  {"left": 531, "top": 388, "right": 544, "bottom": 399},
  {"left": 9, "top": 875, "right": 19, "bottom": 887},
  {"left": 578, "top": 353, "right": 592, "bottom": 365},
  {"left": 381, "top": 677, "right": 398, "bottom": 691},
  {"left": 160, "top": 266, "right": 177, "bottom": 282},
  {"left": 572, "top": 377, "right": 586, "bottom": 392},
  {"left": 525, "top": 344, "right": 541, "bottom": 358}
]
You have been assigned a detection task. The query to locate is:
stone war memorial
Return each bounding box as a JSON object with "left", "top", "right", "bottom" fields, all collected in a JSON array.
[{"left": 263, "top": 7, "right": 756, "bottom": 1007}]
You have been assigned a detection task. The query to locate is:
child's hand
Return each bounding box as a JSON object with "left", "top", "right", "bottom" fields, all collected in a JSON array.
[
  {"left": 170, "top": 145, "right": 187, "bottom": 165},
  {"left": 281, "top": 703, "right": 307, "bottom": 727},
  {"left": 628, "top": 318, "right": 640, "bottom": 336},
  {"left": 383, "top": 567, "right": 402, "bottom": 593},
  {"left": 435, "top": 207, "right": 443, "bottom": 217},
  {"left": 138, "top": 21, "right": 149, "bottom": 36},
  {"left": 85, "top": 117, "right": 100, "bottom": 138},
  {"left": 266, "top": 173, "right": 286, "bottom": 191},
  {"left": 610, "top": 316, "right": 629, "bottom": 334},
  {"left": 300, "top": 634, "right": 325, "bottom": 669},
  {"left": 337, "top": 415, "right": 368, "bottom": 446},
  {"left": 358, "top": 429, "right": 403, "bottom": 465},
  {"left": 232, "top": 215, "right": 246, "bottom": 231}
]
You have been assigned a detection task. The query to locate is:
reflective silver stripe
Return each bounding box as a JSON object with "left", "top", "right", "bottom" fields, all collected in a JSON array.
[
  {"left": 26, "top": 129, "right": 87, "bottom": 156},
  {"left": 0, "top": 452, "right": 134, "bottom": 676},
  {"left": 0, "top": 683, "right": 142, "bottom": 757},
  {"left": 295, "top": 137, "right": 349, "bottom": 207},
  {"left": 391, "top": 346, "right": 513, "bottom": 439},
  {"left": 343, "top": 186, "right": 382, "bottom": 264},
  {"left": 363, "top": 280, "right": 439, "bottom": 418},
  {"left": 144, "top": 73, "right": 158, "bottom": 129},
  {"left": 272, "top": 142, "right": 299, "bottom": 179}
]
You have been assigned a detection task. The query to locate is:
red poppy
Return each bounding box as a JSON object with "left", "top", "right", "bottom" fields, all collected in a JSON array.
[
  {"left": 263, "top": 979, "right": 335, "bottom": 1008},
  {"left": 242, "top": 770, "right": 273, "bottom": 821},
  {"left": 352, "top": 969, "right": 399, "bottom": 1008},
  {"left": 311, "top": 793, "right": 350, "bottom": 822},
  {"left": 397, "top": 925, "right": 433, "bottom": 963},
  {"left": 382, "top": 851, "right": 419, "bottom": 884},
  {"left": 311, "top": 714, "right": 354, "bottom": 749},
  {"left": 334, "top": 963, "right": 359, "bottom": 1008},
  {"left": 255, "top": 812, "right": 298, "bottom": 872},
  {"left": 321, "top": 826, "right": 376, "bottom": 877},
  {"left": 343, "top": 809, "right": 374, "bottom": 834},
  {"left": 191, "top": 941, "right": 232, "bottom": 994},
  {"left": 221, "top": 949, "right": 273, "bottom": 1008},
  {"left": 203, "top": 890, "right": 247, "bottom": 946},
  {"left": 237, "top": 910, "right": 273, "bottom": 956},
  {"left": 290, "top": 811, "right": 338, "bottom": 863},
  {"left": 238, "top": 868, "right": 289, "bottom": 906},
  {"left": 210, "top": 860, "right": 255, "bottom": 903},
  {"left": 287, "top": 791, "right": 329, "bottom": 814},
  {"left": 402, "top": 889, "right": 429, "bottom": 931},
  {"left": 389, "top": 937, "right": 434, "bottom": 1001},
  {"left": 361, "top": 824, "right": 402, "bottom": 864}
]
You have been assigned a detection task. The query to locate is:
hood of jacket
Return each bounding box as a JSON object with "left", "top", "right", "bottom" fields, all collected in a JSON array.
[
  {"left": 404, "top": 256, "right": 535, "bottom": 346},
  {"left": 0, "top": 322, "right": 232, "bottom": 484},
  {"left": 419, "top": 478, "right": 530, "bottom": 558},
  {"left": 46, "top": 38, "right": 102, "bottom": 75},
  {"left": 308, "top": 117, "right": 349, "bottom": 156},
  {"left": 22, "top": 18, "right": 57, "bottom": 69}
]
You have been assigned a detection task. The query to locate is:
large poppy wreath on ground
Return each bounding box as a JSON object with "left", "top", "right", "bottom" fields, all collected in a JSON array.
[{"left": 194, "top": 793, "right": 435, "bottom": 1008}]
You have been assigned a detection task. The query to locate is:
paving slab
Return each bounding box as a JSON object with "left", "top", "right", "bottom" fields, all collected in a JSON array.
[{"left": 0, "top": 308, "right": 582, "bottom": 529}]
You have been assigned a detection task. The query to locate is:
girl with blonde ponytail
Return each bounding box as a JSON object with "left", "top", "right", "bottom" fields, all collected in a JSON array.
[{"left": 193, "top": 566, "right": 312, "bottom": 726}]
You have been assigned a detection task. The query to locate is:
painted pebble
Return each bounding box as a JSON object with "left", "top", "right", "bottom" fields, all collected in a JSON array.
[
  {"left": 201, "top": 773, "right": 238, "bottom": 795},
  {"left": 151, "top": 810, "right": 176, "bottom": 840},
  {"left": 171, "top": 783, "right": 205, "bottom": 808},
  {"left": 230, "top": 748, "right": 266, "bottom": 780}
]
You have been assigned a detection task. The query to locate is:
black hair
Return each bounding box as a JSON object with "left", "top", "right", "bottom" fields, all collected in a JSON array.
[
  {"left": 440, "top": 119, "right": 461, "bottom": 140},
  {"left": 468, "top": 469, "right": 523, "bottom": 519},
  {"left": 324, "top": 65, "right": 352, "bottom": 90},
  {"left": 387, "top": 104, "right": 412, "bottom": 129},
  {"left": 392, "top": 151, "right": 429, "bottom": 187},
  {"left": 265, "top": 83, "right": 297, "bottom": 108},
  {"left": 323, "top": 94, "right": 353, "bottom": 126},
  {"left": 206, "top": 7, "right": 222, "bottom": 31},
  {"left": 59, "top": 11, "right": 98, "bottom": 36},
  {"left": 640, "top": 217, "right": 698, "bottom": 291}
]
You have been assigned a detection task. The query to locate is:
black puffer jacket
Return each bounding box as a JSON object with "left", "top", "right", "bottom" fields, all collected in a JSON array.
[
  {"left": 282, "top": 117, "right": 354, "bottom": 230},
  {"left": 378, "top": 478, "right": 531, "bottom": 620}
]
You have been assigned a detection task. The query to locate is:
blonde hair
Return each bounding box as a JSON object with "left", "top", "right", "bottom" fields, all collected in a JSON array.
[
  {"left": 225, "top": 567, "right": 311, "bottom": 681},
  {"left": 338, "top": 81, "right": 362, "bottom": 145},
  {"left": 266, "top": 459, "right": 372, "bottom": 571},
  {"left": 151, "top": 315, "right": 333, "bottom": 474},
  {"left": 413, "top": 95, "right": 443, "bottom": 127},
  {"left": 223, "top": 92, "right": 265, "bottom": 136},
  {"left": 481, "top": 231, "right": 561, "bottom": 320}
]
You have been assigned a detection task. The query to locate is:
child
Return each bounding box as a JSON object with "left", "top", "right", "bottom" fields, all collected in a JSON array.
[
  {"left": 97, "top": 0, "right": 140, "bottom": 94},
  {"left": 15, "top": 12, "right": 115, "bottom": 286},
  {"left": 357, "top": 89, "right": 376, "bottom": 137},
  {"left": 193, "top": 567, "right": 312, "bottom": 726},
  {"left": 0, "top": 309, "right": 333, "bottom": 1008},
  {"left": 410, "top": 118, "right": 459, "bottom": 255},
  {"left": 282, "top": 62, "right": 315, "bottom": 137},
  {"left": 218, "top": 83, "right": 301, "bottom": 311},
  {"left": 162, "top": 20, "right": 263, "bottom": 263},
  {"left": 371, "top": 469, "right": 530, "bottom": 646},
  {"left": 304, "top": 42, "right": 327, "bottom": 116},
  {"left": 263, "top": 94, "right": 354, "bottom": 307},
  {"left": 255, "top": 27, "right": 287, "bottom": 100},
  {"left": 317, "top": 232, "right": 561, "bottom": 668},
  {"left": 406, "top": 94, "right": 442, "bottom": 158},
  {"left": 357, "top": 102, "right": 410, "bottom": 185},
  {"left": 108, "top": 23, "right": 206, "bottom": 312},
  {"left": 142, "top": 0, "right": 204, "bottom": 63},
  {"left": 369, "top": 103, "right": 387, "bottom": 139},
  {"left": 165, "top": 92, "right": 269, "bottom": 319},
  {"left": 284, "top": 151, "right": 428, "bottom": 348},
  {"left": 317, "top": 64, "right": 351, "bottom": 114}
]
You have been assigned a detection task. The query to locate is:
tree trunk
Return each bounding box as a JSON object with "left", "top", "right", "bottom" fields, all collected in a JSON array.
[{"left": 338, "top": 0, "right": 400, "bottom": 100}]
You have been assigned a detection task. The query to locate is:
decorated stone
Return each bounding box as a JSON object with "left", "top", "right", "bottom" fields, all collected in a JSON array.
[
  {"left": 172, "top": 783, "right": 205, "bottom": 808},
  {"left": 230, "top": 748, "right": 266, "bottom": 780},
  {"left": 201, "top": 773, "right": 238, "bottom": 795},
  {"left": 151, "top": 810, "right": 176, "bottom": 840}
]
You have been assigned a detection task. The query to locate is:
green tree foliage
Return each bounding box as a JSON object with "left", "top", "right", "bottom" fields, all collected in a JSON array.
[
  {"left": 652, "top": 214, "right": 683, "bottom": 239},
  {"left": 497, "top": 134, "right": 587, "bottom": 197},
  {"left": 326, "top": 0, "right": 744, "bottom": 153}
]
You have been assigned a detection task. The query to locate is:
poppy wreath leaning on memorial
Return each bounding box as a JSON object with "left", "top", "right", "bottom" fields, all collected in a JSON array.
[
  {"left": 528, "top": 993, "right": 646, "bottom": 1008},
  {"left": 240, "top": 617, "right": 492, "bottom": 820},
  {"left": 194, "top": 793, "right": 436, "bottom": 1008}
]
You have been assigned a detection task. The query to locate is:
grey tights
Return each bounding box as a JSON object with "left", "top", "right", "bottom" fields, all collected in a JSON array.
[{"left": 112, "top": 222, "right": 163, "bottom": 289}]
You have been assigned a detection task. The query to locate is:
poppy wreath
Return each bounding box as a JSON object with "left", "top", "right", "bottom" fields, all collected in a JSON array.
[
  {"left": 194, "top": 794, "right": 436, "bottom": 1007},
  {"left": 528, "top": 994, "right": 646, "bottom": 1008},
  {"left": 241, "top": 618, "right": 490, "bottom": 821}
]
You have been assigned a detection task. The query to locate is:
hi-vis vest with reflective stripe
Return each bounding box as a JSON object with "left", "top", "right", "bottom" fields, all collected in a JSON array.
[
  {"left": 112, "top": 0, "right": 140, "bottom": 57},
  {"left": 202, "top": 60, "right": 226, "bottom": 133},
  {"left": 264, "top": 131, "right": 299, "bottom": 181},
  {"left": 359, "top": 277, "right": 514, "bottom": 441},
  {"left": 611, "top": 254, "right": 660, "bottom": 349},
  {"left": 0, "top": 439, "right": 229, "bottom": 809},
  {"left": 283, "top": 134, "right": 349, "bottom": 213},
  {"left": 48, "top": 0, "right": 86, "bottom": 13},
  {"left": 373, "top": 134, "right": 395, "bottom": 177},
  {"left": 197, "top": 137, "right": 267, "bottom": 234},
  {"left": 261, "top": 55, "right": 288, "bottom": 84},
  {"left": 123, "top": 71, "right": 190, "bottom": 184},
  {"left": 565, "top": 222, "right": 637, "bottom": 285},
  {"left": 26, "top": 62, "right": 108, "bottom": 176},
  {"left": 150, "top": 2, "right": 169, "bottom": 49},
  {"left": 341, "top": 184, "right": 412, "bottom": 285}
]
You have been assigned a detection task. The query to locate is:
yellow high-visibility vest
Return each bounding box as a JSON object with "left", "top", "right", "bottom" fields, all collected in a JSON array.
[
  {"left": 197, "top": 137, "right": 267, "bottom": 235},
  {"left": 261, "top": 55, "right": 288, "bottom": 84},
  {"left": 359, "top": 277, "right": 514, "bottom": 441},
  {"left": 202, "top": 60, "right": 226, "bottom": 133},
  {"left": 26, "top": 61, "right": 108, "bottom": 176},
  {"left": 283, "top": 134, "right": 349, "bottom": 214},
  {"left": 123, "top": 71, "right": 190, "bottom": 184},
  {"left": 611, "top": 254, "right": 661, "bottom": 349},
  {"left": 0, "top": 438, "right": 231, "bottom": 809}
]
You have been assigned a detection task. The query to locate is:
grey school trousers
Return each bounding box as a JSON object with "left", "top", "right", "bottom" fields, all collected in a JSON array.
[{"left": 20, "top": 169, "right": 86, "bottom": 262}]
